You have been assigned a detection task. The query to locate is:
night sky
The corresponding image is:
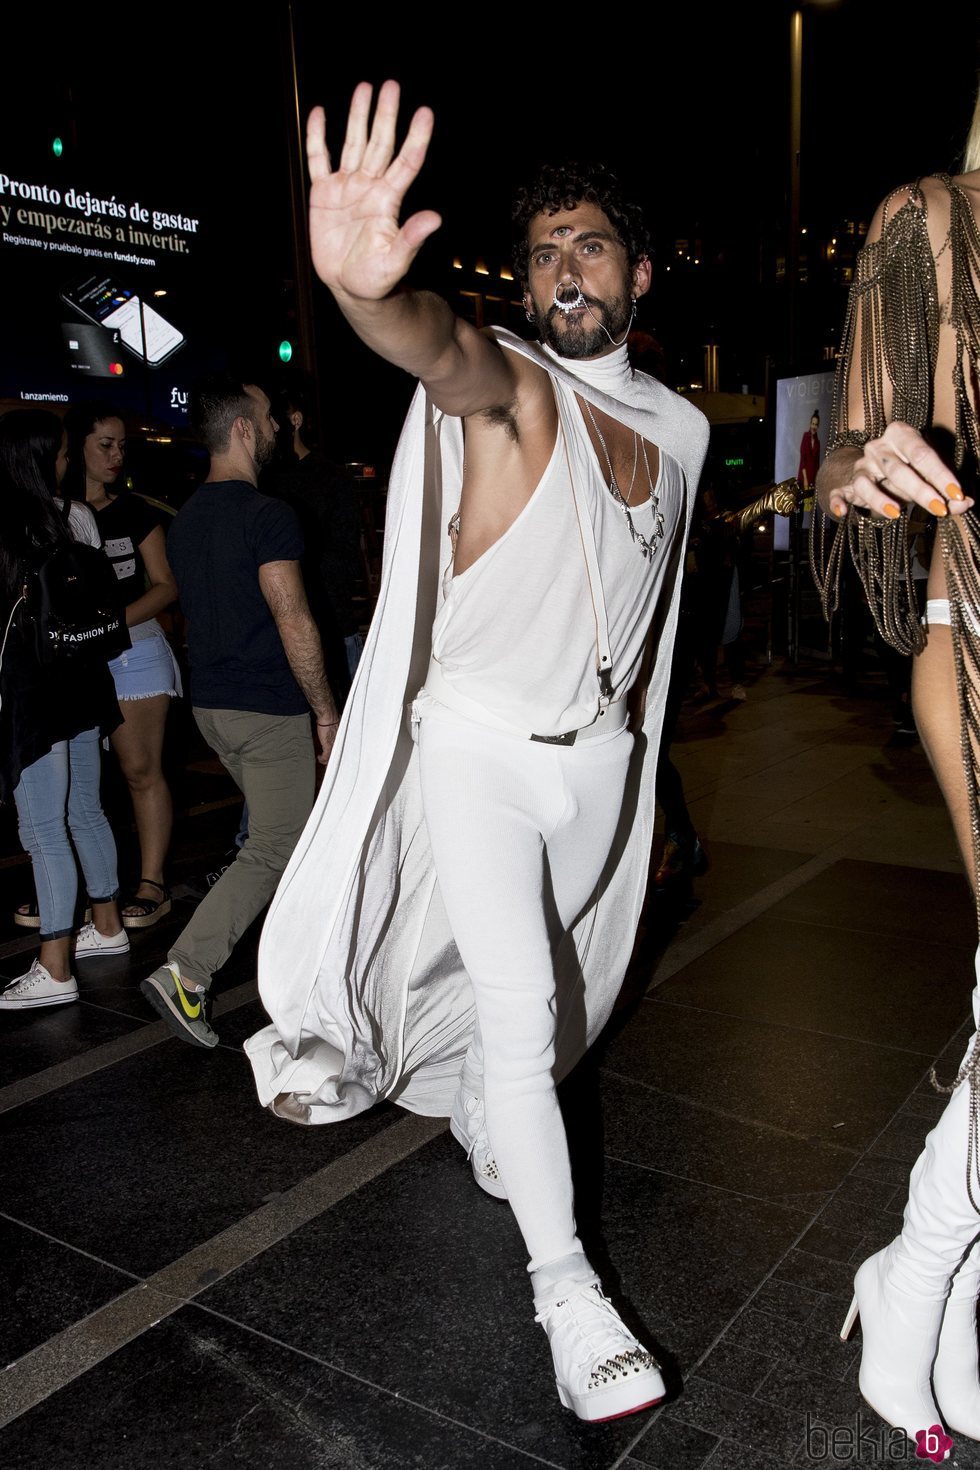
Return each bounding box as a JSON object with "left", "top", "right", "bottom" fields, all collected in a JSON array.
[
  {"left": 2, "top": 2, "right": 978, "bottom": 462},
  {"left": 293, "top": 4, "right": 979, "bottom": 259}
]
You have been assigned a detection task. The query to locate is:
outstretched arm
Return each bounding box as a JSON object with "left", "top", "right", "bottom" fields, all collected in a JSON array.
[{"left": 307, "top": 81, "right": 516, "bottom": 417}]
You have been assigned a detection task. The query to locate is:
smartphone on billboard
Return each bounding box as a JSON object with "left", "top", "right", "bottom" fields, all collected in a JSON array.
[{"left": 62, "top": 275, "right": 184, "bottom": 367}]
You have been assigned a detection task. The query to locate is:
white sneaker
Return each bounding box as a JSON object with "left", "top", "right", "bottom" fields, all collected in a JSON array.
[
  {"left": 449, "top": 1090, "right": 507, "bottom": 1199},
  {"left": 0, "top": 960, "right": 78, "bottom": 1009},
  {"left": 534, "top": 1280, "right": 666, "bottom": 1422},
  {"left": 74, "top": 921, "right": 130, "bottom": 958}
]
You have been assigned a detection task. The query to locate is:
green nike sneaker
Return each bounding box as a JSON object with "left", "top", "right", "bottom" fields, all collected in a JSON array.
[{"left": 140, "top": 962, "right": 218, "bottom": 1048}]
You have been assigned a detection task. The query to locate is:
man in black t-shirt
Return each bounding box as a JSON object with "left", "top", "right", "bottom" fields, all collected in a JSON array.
[{"left": 140, "top": 376, "right": 339, "bottom": 1047}]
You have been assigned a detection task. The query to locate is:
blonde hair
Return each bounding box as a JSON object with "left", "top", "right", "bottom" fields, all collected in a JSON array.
[{"left": 964, "top": 83, "right": 980, "bottom": 172}]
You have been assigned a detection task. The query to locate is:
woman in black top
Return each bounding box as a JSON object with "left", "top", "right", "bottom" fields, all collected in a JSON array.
[
  {"left": 0, "top": 410, "right": 124, "bottom": 1008},
  {"left": 63, "top": 402, "right": 181, "bottom": 928}
]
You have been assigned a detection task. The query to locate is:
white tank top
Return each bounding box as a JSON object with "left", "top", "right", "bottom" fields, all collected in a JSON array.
[{"left": 429, "top": 373, "right": 685, "bottom": 737}]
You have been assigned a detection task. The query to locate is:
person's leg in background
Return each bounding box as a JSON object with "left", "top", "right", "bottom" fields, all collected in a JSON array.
[
  {"left": 2, "top": 730, "right": 123, "bottom": 1005},
  {"left": 654, "top": 611, "right": 707, "bottom": 885},
  {"left": 5, "top": 742, "right": 78, "bottom": 1001},
  {"left": 110, "top": 693, "right": 174, "bottom": 924},
  {"left": 141, "top": 709, "right": 314, "bottom": 1046},
  {"left": 66, "top": 724, "right": 126, "bottom": 956}
]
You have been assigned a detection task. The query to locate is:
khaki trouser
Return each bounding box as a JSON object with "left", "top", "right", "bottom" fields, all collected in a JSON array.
[{"left": 169, "top": 708, "right": 314, "bottom": 987}]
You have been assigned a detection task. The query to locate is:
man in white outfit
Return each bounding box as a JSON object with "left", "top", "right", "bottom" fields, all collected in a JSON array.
[{"left": 246, "top": 81, "right": 708, "bottom": 1423}]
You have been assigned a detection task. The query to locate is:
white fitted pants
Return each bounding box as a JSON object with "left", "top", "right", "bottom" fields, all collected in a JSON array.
[{"left": 416, "top": 693, "right": 633, "bottom": 1271}]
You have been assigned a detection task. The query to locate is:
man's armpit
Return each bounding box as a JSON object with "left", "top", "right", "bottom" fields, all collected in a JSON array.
[{"left": 478, "top": 397, "right": 520, "bottom": 443}]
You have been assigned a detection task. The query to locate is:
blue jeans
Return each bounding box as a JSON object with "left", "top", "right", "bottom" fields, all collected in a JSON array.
[{"left": 14, "top": 729, "right": 120, "bottom": 941}]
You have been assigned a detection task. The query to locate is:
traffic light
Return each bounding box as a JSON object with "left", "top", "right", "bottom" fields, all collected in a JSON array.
[{"left": 278, "top": 340, "right": 293, "bottom": 364}]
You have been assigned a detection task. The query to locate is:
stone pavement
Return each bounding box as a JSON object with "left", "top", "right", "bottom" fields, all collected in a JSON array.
[{"left": 0, "top": 666, "right": 977, "bottom": 1469}]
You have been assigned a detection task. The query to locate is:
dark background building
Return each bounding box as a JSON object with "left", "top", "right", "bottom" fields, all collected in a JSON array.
[{"left": 1, "top": 2, "right": 978, "bottom": 466}]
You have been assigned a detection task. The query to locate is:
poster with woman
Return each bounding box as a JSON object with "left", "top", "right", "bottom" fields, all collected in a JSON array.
[{"left": 773, "top": 371, "right": 834, "bottom": 549}]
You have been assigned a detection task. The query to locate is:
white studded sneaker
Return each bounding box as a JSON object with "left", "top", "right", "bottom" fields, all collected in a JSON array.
[
  {"left": 74, "top": 922, "right": 130, "bottom": 958},
  {"left": 449, "top": 1090, "right": 507, "bottom": 1199},
  {"left": 0, "top": 960, "right": 78, "bottom": 1010},
  {"left": 534, "top": 1279, "right": 666, "bottom": 1423}
]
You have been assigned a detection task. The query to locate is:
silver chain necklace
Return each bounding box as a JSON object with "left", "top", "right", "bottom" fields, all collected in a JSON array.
[{"left": 583, "top": 401, "right": 665, "bottom": 562}]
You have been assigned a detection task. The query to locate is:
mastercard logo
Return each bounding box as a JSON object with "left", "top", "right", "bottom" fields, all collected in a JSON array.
[{"left": 109, "top": 362, "right": 124, "bottom": 376}]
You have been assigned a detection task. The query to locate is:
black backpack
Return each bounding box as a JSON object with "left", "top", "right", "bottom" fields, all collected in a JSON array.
[{"left": 22, "top": 502, "right": 130, "bottom": 666}]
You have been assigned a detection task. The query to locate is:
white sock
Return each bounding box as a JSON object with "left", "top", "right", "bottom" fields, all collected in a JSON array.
[{"left": 531, "top": 1251, "right": 596, "bottom": 1304}]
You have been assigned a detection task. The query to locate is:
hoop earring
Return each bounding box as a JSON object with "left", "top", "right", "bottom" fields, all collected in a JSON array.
[{"left": 525, "top": 308, "right": 536, "bottom": 324}]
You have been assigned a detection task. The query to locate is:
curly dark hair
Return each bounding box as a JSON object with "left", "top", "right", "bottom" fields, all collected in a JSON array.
[{"left": 511, "top": 162, "right": 650, "bottom": 290}]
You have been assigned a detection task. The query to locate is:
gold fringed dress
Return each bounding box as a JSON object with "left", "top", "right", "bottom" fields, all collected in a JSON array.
[{"left": 810, "top": 174, "right": 980, "bottom": 1207}]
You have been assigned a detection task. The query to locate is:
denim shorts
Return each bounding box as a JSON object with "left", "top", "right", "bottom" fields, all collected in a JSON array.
[{"left": 109, "top": 620, "right": 183, "bottom": 702}]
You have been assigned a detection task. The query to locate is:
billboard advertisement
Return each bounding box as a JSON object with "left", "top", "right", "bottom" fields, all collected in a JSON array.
[{"left": 0, "top": 163, "right": 210, "bottom": 426}]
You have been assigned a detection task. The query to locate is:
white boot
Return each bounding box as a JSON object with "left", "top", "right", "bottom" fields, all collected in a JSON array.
[
  {"left": 934, "top": 1242, "right": 980, "bottom": 1439},
  {"left": 841, "top": 1245, "right": 945, "bottom": 1439},
  {"left": 841, "top": 1026, "right": 980, "bottom": 1450}
]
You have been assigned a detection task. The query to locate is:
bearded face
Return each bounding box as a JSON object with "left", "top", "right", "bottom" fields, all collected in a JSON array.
[
  {"left": 534, "top": 281, "right": 634, "bottom": 359},
  {"left": 253, "top": 416, "right": 277, "bottom": 468},
  {"left": 243, "top": 385, "right": 278, "bottom": 468},
  {"left": 523, "top": 201, "right": 645, "bottom": 360}
]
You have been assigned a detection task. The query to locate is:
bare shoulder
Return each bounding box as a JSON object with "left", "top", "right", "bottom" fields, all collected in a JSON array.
[
  {"left": 852, "top": 177, "right": 958, "bottom": 264},
  {"left": 862, "top": 181, "right": 922, "bottom": 243}
]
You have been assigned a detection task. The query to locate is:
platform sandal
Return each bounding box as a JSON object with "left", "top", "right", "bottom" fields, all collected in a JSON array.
[
  {"left": 121, "top": 879, "right": 172, "bottom": 931},
  {"left": 14, "top": 901, "right": 91, "bottom": 930}
]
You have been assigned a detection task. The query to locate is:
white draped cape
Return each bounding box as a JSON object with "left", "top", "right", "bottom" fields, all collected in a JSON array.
[{"left": 244, "top": 330, "right": 709, "bottom": 1123}]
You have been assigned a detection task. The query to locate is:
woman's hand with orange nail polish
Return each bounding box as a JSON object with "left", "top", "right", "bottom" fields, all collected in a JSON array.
[{"left": 816, "top": 423, "right": 972, "bottom": 523}]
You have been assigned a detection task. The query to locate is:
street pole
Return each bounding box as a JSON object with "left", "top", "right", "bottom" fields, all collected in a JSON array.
[
  {"left": 281, "top": 1, "right": 320, "bottom": 399},
  {"left": 788, "top": 9, "right": 803, "bottom": 664},
  {"left": 789, "top": 8, "right": 802, "bottom": 369}
]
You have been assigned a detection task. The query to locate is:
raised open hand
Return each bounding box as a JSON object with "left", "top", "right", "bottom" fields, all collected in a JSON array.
[{"left": 306, "top": 81, "right": 441, "bottom": 302}]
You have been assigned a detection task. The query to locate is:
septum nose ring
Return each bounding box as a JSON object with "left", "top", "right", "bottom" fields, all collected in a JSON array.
[{"left": 553, "top": 283, "right": 586, "bottom": 314}]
